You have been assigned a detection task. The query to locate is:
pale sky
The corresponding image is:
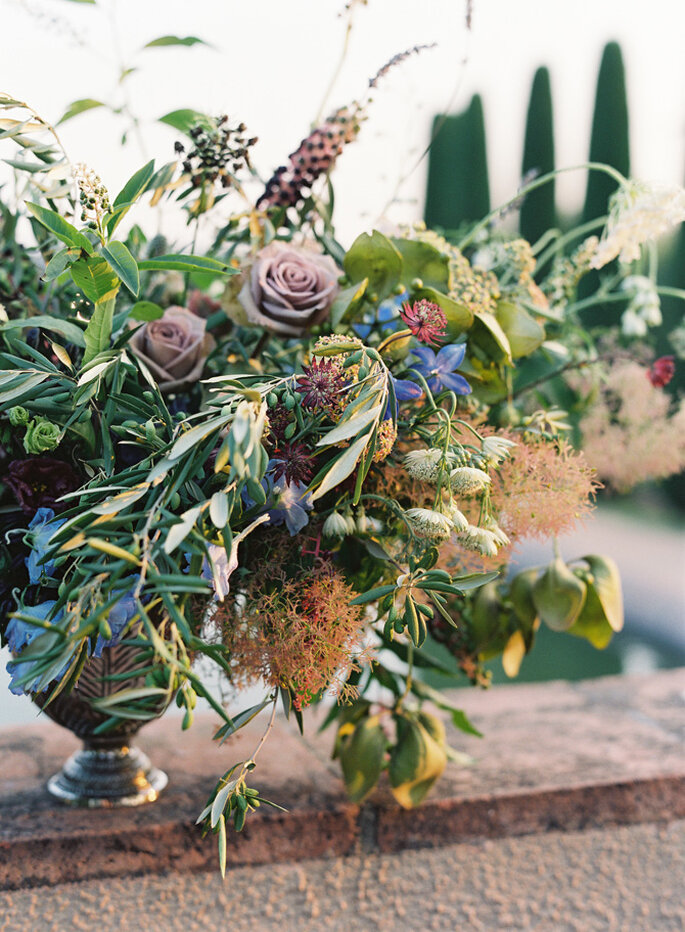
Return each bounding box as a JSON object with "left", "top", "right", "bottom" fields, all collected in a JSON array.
[{"left": 2, "top": 0, "right": 684, "bottom": 245}]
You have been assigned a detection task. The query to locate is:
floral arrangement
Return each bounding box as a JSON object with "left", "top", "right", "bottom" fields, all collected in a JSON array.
[{"left": 1, "top": 48, "right": 684, "bottom": 871}]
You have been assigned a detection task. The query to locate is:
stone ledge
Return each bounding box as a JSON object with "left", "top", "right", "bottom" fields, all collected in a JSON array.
[{"left": 0, "top": 669, "right": 683, "bottom": 891}]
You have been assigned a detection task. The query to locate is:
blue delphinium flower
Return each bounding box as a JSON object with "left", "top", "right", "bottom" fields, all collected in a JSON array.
[
  {"left": 352, "top": 292, "right": 407, "bottom": 339},
  {"left": 25, "top": 507, "right": 65, "bottom": 584},
  {"left": 5, "top": 601, "right": 68, "bottom": 695},
  {"left": 267, "top": 477, "right": 313, "bottom": 536},
  {"left": 385, "top": 373, "right": 423, "bottom": 420},
  {"left": 409, "top": 344, "right": 471, "bottom": 396},
  {"left": 93, "top": 591, "right": 139, "bottom": 658}
]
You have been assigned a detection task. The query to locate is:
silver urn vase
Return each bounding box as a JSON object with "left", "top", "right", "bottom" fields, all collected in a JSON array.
[{"left": 33, "top": 639, "right": 169, "bottom": 808}]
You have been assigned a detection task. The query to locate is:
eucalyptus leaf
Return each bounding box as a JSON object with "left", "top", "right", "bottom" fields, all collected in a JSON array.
[
  {"left": 0, "top": 316, "right": 85, "bottom": 347},
  {"left": 57, "top": 98, "right": 105, "bottom": 125},
  {"left": 164, "top": 505, "right": 203, "bottom": 554},
  {"left": 145, "top": 35, "right": 212, "bottom": 48},
  {"left": 310, "top": 430, "right": 372, "bottom": 502},
  {"left": 138, "top": 254, "right": 232, "bottom": 274},
  {"left": 317, "top": 402, "right": 384, "bottom": 447}
]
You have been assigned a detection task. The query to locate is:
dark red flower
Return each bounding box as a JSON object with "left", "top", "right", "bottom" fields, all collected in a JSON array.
[
  {"left": 647, "top": 356, "right": 675, "bottom": 388},
  {"left": 400, "top": 299, "right": 447, "bottom": 345},
  {"left": 271, "top": 442, "right": 315, "bottom": 486},
  {"left": 4, "top": 458, "right": 81, "bottom": 514},
  {"left": 295, "top": 358, "right": 347, "bottom": 410},
  {"left": 266, "top": 402, "right": 292, "bottom": 443}
]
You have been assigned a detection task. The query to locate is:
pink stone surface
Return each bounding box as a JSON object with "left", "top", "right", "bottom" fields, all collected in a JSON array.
[{"left": 0, "top": 669, "right": 683, "bottom": 890}]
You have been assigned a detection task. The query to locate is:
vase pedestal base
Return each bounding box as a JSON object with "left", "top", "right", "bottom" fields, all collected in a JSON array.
[{"left": 47, "top": 744, "right": 168, "bottom": 808}]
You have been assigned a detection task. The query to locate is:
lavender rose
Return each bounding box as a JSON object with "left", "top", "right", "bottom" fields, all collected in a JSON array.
[
  {"left": 129, "top": 306, "right": 215, "bottom": 392},
  {"left": 237, "top": 242, "right": 339, "bottom": 336}
]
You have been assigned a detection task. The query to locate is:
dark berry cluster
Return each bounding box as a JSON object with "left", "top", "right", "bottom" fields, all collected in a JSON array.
[
  {"left": 257, "top": 106, "right": 362, "bottom": 210},
  {"left": 75, "top": 164, "right": 111, "bottom": 230},
  {"left": 175, "top": 116, "right": 257, "bottom": 190}
]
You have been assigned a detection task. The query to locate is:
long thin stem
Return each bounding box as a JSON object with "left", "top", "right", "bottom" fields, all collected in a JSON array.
[
  {"left": 314, "top": 7, "right": 356, "bottom": 124},
  {"left": 459, "top": 163, "right": 628, "bottom": 251}
]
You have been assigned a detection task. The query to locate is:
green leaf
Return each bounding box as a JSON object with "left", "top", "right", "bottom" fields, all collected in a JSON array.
[
  {"left": 145, "top": 35, "right": 212, "bottom": 48},
  {"left": 128, "top": 301, "right": 164, "bottom": 322},
  {"left": 43, "top": 248, "right": 74, "bottom": 282},
  {"left": 214, "top": 698, "right": 272, "bottom": 744},
  {"left": 532, "top": 558, "right": 587, "bottom": 632},
  {"left": 339, "top": 715, "right": 386, "bottom": 803},
  {"left": 91, "top": 484, "right": 150, "bottom": 515},
  {"left": 567, "top": 581, "right": 615, "bottom": 649},
  {"left": 158, "top": 109, "right": 213, "bottom": 135},
  {"left": 469, "top": 311, "right": 512, "bottom": 364},
  {"left": 344, "top": 231, "right": 402, "bottom": 301},
  {"left": 317, "top": 402, "right": 384, "bottom": 447},
  {"left": 310, "top": 430, "right": 372, "bottom": 502},
  {"left": 495, "top": 301, "right": 545, "bottom": 358},
  {"left": 581, "top": 554, "right": 624, "bottom": 632},
  {"left": 348, "top": 584, "right": 397, "bottom": 605},
  {"left": 451, "top": 570, "right": 500, "bottom": 592},
  {"left": 388, "top": 716, "right": 446, "bottom": 809},
  {"left": 209, "top": 491, "right": 229, "bottom": 528},
  {"left": 0, "top": 371, "right": 50, "bottom": 404},
  {"left": 168, "top": 415, "right": 229, "bottom": 460},
  {"left": 102, "top": 241, "right": 139, "bottom": 296},
  {"left": 107, "top": 159, "right": 156, "bottom": 235},
  {"left": 71, "top": 258, "right": 120, "bottom": 304},
  {"left": 163, "top": 505, "right": 203, "bottom": 554},
  {"left": 82, "top": 296, "right": 116, "bottom": 365},
  {"left": 0, "top": 316, "right": 85, "bottom": 347},
  {"left": 390, "top": 237, "right": 450, "bottom": 290},
  {"left": 138, "top": 254, "right": 233, "bottom": 274},
  {"left": 330, "top": 278, "right": 368, "bottom": 329},
  {"left": 57, "top": 98, "right": 105, "bottom": 125},
  {"left": 25, "top": 202, "right": 91, "bottom": 251},
  {"left": 218, "top": 815, "right": 227, "bottom": 879}
]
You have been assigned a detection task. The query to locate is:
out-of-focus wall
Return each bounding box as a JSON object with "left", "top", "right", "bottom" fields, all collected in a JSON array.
[{"left": 2, "top": 0, "right": 684, "bottom": 244}]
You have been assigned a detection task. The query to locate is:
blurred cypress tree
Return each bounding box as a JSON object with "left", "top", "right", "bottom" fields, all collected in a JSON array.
[
  {"left": 519, "top": 66, "right": 556, "bottom": 245},
  {"left": 582, "top": 41, "right": 630, "bottom": 224},
  {"left": 579, "top": 41, "right": 631, "bottom": 309},
  {"left": 424, "top": 94, "right": 490, "bottom": 231}
]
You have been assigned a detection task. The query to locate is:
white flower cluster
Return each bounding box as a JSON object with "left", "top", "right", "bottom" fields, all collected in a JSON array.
[
  {"left": 323, "top": 508, "right": 382, "bottom": 539},
  {"left": 480, "top": 435, "right": 516, "bottom": 465},
  {"left": 620, "top": 275, "right": 661, "bottom": 338},
  {"left": 449, "top": 466, "right": 491, "bottom": 496},
  {"left": 404, "top": 448, "right": 449, "bottom": 482},
  {"left": 405, "top": 507, "right": 453, "bottom": 542},
  {"left": 591, "top": 182, "right": 685, "bottom": 270},
  {"left": 458, "top": 518, "right": 510, "bottom": 557}
]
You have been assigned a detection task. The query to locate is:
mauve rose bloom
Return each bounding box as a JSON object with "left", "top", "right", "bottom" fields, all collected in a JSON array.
[
  {"left": 238, "top": 242, "right": 339, "bottom": 336},
  {"left": 129, "top": 306, "right": 216, "bottom": 392},
  {"left": 4, "top": 458, "right": 81, "bottom": 514}
]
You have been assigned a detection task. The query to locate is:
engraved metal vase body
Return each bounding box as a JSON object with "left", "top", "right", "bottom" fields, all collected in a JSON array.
[{"left": 32, "top": 640, "right": 169, "bottom": 807}]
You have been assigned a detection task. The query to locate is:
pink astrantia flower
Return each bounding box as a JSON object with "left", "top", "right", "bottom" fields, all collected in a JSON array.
[{"left": 400, "top": 299, "right": 447, "bottom": 345}]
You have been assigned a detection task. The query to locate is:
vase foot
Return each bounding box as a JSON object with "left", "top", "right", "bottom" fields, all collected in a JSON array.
[{"left": 47, "top": 744, "right": 168, "bottom": 808}]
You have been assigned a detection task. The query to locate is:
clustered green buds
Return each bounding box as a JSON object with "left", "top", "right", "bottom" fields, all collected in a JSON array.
[
  {"left": 22, "top": 416, "right": 62, "bottom": 454},
  {"left": 8, "top": 406, "right": 30, "bottom": 427}
]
